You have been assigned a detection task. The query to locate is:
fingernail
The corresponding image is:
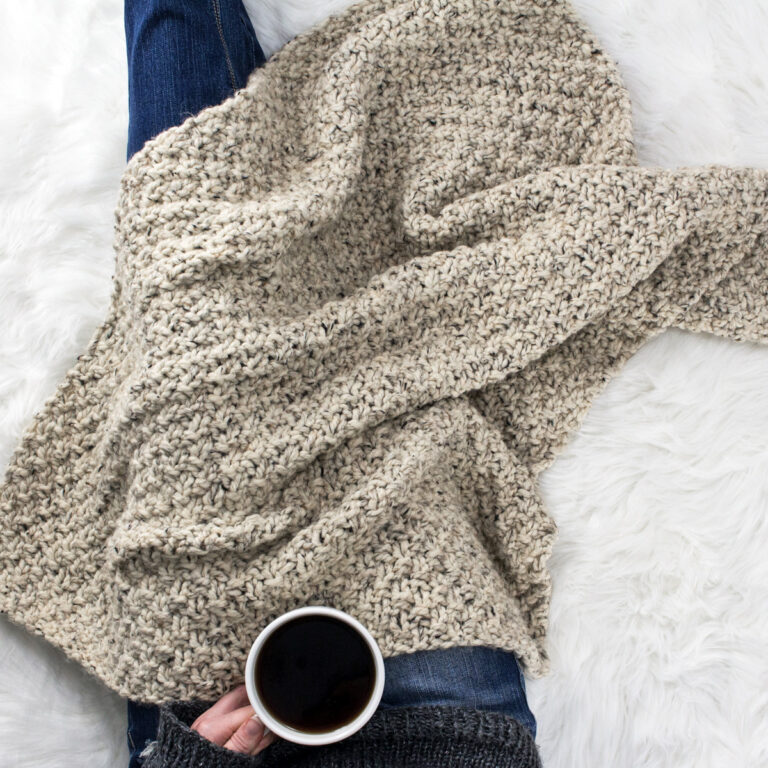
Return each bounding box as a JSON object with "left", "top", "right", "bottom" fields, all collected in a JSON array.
[{"left": 245, "top": 715, "right": 263, "bottom": 737}]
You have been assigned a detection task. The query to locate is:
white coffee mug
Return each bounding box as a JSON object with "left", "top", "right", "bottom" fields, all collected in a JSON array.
[{"left": 244, "top": 606, "right": 386, "bottom": 746}]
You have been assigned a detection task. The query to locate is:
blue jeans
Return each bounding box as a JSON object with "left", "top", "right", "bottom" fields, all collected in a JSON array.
[
  {"left": 125, "top": 0, "right": 265, "bottom": 159},
  {"left": 127, "top": 646, "right": 536, "bottom": 765},
  {"left": 123, "top": 2, "right": 536, "bottom": 764}
]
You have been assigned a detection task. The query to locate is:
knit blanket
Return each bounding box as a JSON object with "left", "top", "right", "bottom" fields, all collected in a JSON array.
[{"left": 1, "top": 0, "right": 766, "bottom": 706}]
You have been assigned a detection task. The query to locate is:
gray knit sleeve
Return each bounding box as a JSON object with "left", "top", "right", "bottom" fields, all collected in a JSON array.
[{"left": 142, "top": 702, "right": 542, "bottom": 768}]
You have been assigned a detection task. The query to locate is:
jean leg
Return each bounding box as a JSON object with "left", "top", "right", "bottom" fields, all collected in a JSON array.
[
  {"left": 126, "top": 699, "right": 160, "bottom": 768},
  {"left": 380, "top": 646, "right": 537, "bottom": 740},
  {"left": 124, "top": 0, "right": 266, "bottom": 159}
]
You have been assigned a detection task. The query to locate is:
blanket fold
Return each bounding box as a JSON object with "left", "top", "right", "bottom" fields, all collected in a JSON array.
[{"left": 1, "top": 0, "right": 766, "bottom": 704}]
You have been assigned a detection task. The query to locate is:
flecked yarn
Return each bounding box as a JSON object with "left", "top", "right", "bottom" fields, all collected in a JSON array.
[{"left": 1, "top": 0, "right": 766, "bottom": 705}]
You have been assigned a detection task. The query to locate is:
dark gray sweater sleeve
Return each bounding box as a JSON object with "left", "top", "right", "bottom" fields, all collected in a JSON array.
[{"left": 142, "top": 702, "right": 542, "bottom": 767}]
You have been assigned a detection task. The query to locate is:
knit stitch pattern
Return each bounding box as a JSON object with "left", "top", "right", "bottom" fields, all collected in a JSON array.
[
  {"left": 143, "top": 704, "right": 542, "bottom": 767},
  {"left": 1, "top": 0, "right": 766, "bottom": 704}
]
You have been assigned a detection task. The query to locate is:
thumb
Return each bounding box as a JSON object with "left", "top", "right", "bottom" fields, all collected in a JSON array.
[{"left": 223, "top": 714, "right": 271, "bottom": 755}]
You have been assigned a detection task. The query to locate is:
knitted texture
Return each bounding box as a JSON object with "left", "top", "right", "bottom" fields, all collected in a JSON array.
[
  {"left": 142, "top": 704, "right": 542, "bottom": 768},
  {"left": 1, "top": 0, "right": 767, "bottom": 704}
]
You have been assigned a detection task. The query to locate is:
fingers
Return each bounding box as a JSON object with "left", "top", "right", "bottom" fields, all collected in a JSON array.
[
  {"left": 192, "top": 703, "right": 256, "bottom": 744},
  {"left": 189, "top": 683, "right": 279, "bottom": 756},
  {"left": 196, "top": 683, "right": 250, "bottom": 720},
  {"left": 223, "top": 714, "right": 273, "bottom": 755},
  {"left": 253, "top": 727, "right": 279, "bottom": 754}
]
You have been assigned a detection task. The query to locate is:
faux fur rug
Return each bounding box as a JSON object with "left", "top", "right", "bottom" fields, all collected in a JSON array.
[{"left": 0, "top": 2, "right": 766, "bottom": 766}]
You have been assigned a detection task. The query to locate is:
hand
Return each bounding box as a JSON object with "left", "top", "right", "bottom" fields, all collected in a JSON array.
[{"left": 190, "top": 683, "right": 278, "bottom": 756}]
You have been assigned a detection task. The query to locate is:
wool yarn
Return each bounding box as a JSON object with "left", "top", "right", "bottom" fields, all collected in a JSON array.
[
  {"left": 143, "top": 704, "right": 541, "bottom": 767},
  {"left": 1, "top": 0, "right": 766, "bottom": 705}
]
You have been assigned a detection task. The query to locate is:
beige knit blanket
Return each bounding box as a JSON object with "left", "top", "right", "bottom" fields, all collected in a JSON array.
[{"left": 1, "top": 0, "right": 766, "bottom": 705}]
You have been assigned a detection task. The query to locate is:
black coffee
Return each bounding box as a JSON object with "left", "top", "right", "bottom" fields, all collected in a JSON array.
[{"left": 255, "top": 615, "right": 376, "bottom": 733}]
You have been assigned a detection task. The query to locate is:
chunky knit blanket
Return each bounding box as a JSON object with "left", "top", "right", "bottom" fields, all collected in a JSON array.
[{"left": 1, "top": 0, "right": 766, "bottom": 706}]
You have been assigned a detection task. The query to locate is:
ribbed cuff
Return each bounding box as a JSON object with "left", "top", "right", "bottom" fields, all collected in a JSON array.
[{"left": 143, "top": 701, "right": 542, "bottom": 768}]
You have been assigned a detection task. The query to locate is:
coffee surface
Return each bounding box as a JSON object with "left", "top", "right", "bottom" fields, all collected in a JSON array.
[{"left": 255, "top": 615, "right": 375, "bottom": 733}]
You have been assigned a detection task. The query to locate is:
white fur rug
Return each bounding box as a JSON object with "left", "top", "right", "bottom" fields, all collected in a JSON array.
[{"left": 1, "top": 1, "right": 766, "bottom": 766}]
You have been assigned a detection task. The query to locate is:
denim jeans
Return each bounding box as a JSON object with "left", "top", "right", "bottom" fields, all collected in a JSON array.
[
  {"left": 125, "top": 0, "right": 265, "bottom": 159},
  {"left": 123, "top": 2, "right": 536, "bottom": 764}
]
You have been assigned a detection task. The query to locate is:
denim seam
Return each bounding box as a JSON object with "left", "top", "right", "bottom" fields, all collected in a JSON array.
[{"left": 210, "top": 0, "right": 238, "bottom": 93}]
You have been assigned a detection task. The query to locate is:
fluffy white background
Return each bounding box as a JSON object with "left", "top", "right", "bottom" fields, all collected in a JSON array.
[{"left": 0, "top": 1, "right": 766, "bottom": 766}]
